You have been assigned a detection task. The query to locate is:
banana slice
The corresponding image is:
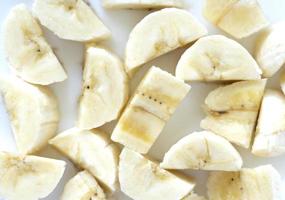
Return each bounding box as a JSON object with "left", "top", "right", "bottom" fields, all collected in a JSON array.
[
  {"left": 119, "top": 148, "right": 195, "bottom": 200},
  {"left": 252, "top": 90, "right": 285, "bottom": 157},
  {"left": 160, "top": 131, "right": 242, "bottom": 171},
  {"left": 125, "top": 8, "right": 207, "bottom": 75},
  {"left": 33, "top": 0, "right": 111, "bottom": 42},
  {"left": 203, "top": 0, "right": 268, "bottom": 38},
  {"left": 207, "top": 165, "right": 282, "bottom": 200},
  {"left": 49, "top": 128, "right": 119, "bottom": 191},
  {"left": 111, "top": 66, "right": 190, "bottom": 154},
  {"left": 0, "top": 76, "right": 59, "bottom": 154},
  {"left": 77, "top": 46, "right": 129, "bottom": 130},
  {"left": 176, "top": 35, "right": 262, "bottom": 81},
  {"left": 3, "top": 4, "right": 66, "bottom": 85},
  {"left": 200, "top": 79, "right": 266, "bottom": 148},
  {"left": 0, "top": 151, "right": 66, "bottom": 200},
  {"left": 61, "top": 171, "right": 106, "bottom": 200},
  {"left": 183, "top": 192, "right": 207, "bottom": 200},
  {"left": 102, "top": 0, "right": 183, "bottom": 9}
]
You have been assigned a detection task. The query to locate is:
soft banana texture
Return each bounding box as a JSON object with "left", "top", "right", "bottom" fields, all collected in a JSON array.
[
  {"left": 176, "top": 35, "right": 262, "bottom": 81},
  {"left": 0, "top": 76, "right": 59, "bottom": 154},
  {"left": 207, "top": 165, "right": 282, "bottom": 200},
  {"left": 203, "top": 0, "right": 268, "bottom": 38},
  {"left": 61, "top": 171, "right": 106, "bottom": 200},
  {"left": 33, "top": 0, "right": 111, "bottom": 42},
  {"left": 3, "top": 4, "right": 66, "bottom": 85},
  {"left": 0, "top": 152, "right": 66, "bottom": 200},
  {"left": 49, "top": 128, "right": 119, "bottom": 191},
  {"left": 119, "top": 148, "right": 195, "bottom": 200},
  {"left": 125, "top": 8, "right": 207, "bottom": 75},
  {"left": 252, "top": 90, "right": 285, "bottom": 157},
  {"left": 111, "top": 66, "right": 190, "bottom": 154},
  {"left": 160, "top": 131, "right": 242, "bottom": 171},
  {"left": 182, "top": 192, "right": 207, "bottom": 200},
  {"left": 102, "top": 0, "right": 182, "bottom": 9},
  {"left": 200, "top": 79, "right": 266, "bottom": 148}
]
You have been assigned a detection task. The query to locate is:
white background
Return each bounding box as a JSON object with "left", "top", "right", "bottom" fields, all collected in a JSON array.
[{"left": 0, "top": 0, "right": 285, "bottom": 199}]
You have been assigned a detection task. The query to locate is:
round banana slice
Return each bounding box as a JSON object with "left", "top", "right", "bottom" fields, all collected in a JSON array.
[
  {"left": 102, "top": 0, "right": 183, "bottom": 9},
  {"left": 176, "top": 35, "right": 262, "bottom": 81}
]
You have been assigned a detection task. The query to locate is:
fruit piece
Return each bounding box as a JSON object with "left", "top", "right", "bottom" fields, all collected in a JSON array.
[
  {"left": 49, "top": 128, "right": 119, "bottom": 191},
  {"left": 182, "top": 192, "right": 207, "bottom": 200},
  {"left": 3, "top": 4, "right": 66, "bottom": 85},
  {"left": 102, "top": 0, "right": 183, "bottom": 9},
  {"left": 203, "top": 0, "right": 268, "bottom": 38},
  {"left": 252, "top": 90, "right": 285, "bottom": 157},
  {"left": 207, "top": 165, "right": 282, "bottom": 200},
  {"left": 0, "top": 76, "right": 59, "bottom": 154},
  {"left": 111, "top": 66, "right": 190, "bottom": 154},
  {"left": 119, "top": 148, "right": 195, "bottom": 200},
  {"left": 200, "top": 79, "right": 266, "bottom": 148},
  {"left": 125, "top": 8, "right": 207, "bottom": 75},
  {"left": 160, "top": 131, "right": 242, "bottom": 171},
  {"left": 33, "top": 0, "right": 111, "bottom": 42},
  {"left": 61, "top": 171, "right": 106, "bottom": 200},
  {"left": 0, "top": 151, "right": 65, "bottom": 200},
  {"left": 176, "top": 35, "right": 262, "bottom": 81},
  {"left": 77, "top": 47, "right": 129, "bottom": 130}
]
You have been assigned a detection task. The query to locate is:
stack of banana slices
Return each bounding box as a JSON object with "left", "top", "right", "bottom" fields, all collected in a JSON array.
[{"left": 0, "top": 0, "right": 285, "bottom": 200}]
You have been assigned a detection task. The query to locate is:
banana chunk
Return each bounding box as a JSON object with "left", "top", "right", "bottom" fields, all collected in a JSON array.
[
  {"left": 183, "top": 192, "right": 207, "bottom": 200},
  {"left": 252, "top": 90, "right": 285, "bottom": 157},
  {"left": 111, "top": 66, "right": 190, "bottom": 154},
  {"left": 33, "top": 0, "right": 111, "bottom": 42},
  {"left": 203, "top": 0, "right": 268, "bottom": 38},
  {"left": 49, "top": 128, "right": 119, "bottom": 191},
  {"left": 207, "top": 165, "right": 282, "bottom": 200},
  {"left": 0, "top": 76, "right": 59, "bottom": 154},
  {"left": 176, "top": 35, "right": 262, "bottom": 81},
  {"left": 201, "top": 79, "right": 266, "bottom": 148},
  {"left": 161, "top": 131, "right": 242, "bottom": 171},
  {"left": 61, "top": 171, "right": 106, "bottom": 200},
  {"left": 119, "top": 148, "right": 195, "bottom": 200},
  {"left": 0, "top": 152, "right": 66, "bottom": 200},
  {"left": 125, "top": 8, "right": 207, "bottom": 75},
  {"left": 77, "top": 47, "right": 129, "bottom": 130},
  {"left": 102, "top": 0, "right": 183, "bottom": 9},
  {"left": 3, "top": 4, "right": 66, "bottom": 85}
]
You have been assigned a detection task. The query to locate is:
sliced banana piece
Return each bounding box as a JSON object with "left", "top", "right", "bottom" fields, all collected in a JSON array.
[
  {"left": 207, "top": 165, "right": 282, "bottom": 200},
  {"left": 161, "top": 131, "right": 242, "bottom": 171},
  {"left": 102, "top": 0, "right": 183, "bottom": 9},
  {"left": 61, "top": 171, "right": 106, "bottom": 200},
  {"left": 49, "top": 128, "right": 119, "bottom": 191},
  {"left": 119, "top": 148, "right": 195, "bottom": 200},
  {"left": 182, "top": 192, "right": 207, "bottom": 200},
  {"left": 3, "top": 4, "right": 66, "bottom": 85},
  {"left": 252, "top": 90, "right": 285, "bottom": 157},
  {"left": 176, "top": 35, "right": 262, "bottom": 81},
  {"left": 77, "top": 46, "right": 128, "bottom": 129},
  {"left": 203, "top": 0, "right": 268, "bottom": 38},
  {"left": 111, "top": 66, "right": 190, "bottom": 154},
  {"left": 0, "top": 76, "right": 59, "bottom": 154},
  {"left": 200, "top": 79, "right": 266, "bottom": 148},
  {"left": 125, "top": 8, "right": 207, "bottom": 75},
  {"left": 0, "top": 151, "right": 66, "bottom": 200},
  {"left": 33, "top": 0, "right": 111, "bottom": 42}
]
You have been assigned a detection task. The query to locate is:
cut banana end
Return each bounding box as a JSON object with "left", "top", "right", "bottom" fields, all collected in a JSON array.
[
  {"left": 125, "top": 8, "right": 207, "bottom": 75},
  {"left": 111, "top": 66, "right": 190, "bottom": 154},
  {"left": 61, "top": 171, "right": 106, "bottom": 200},
  {"left": 203, "top": 0, "right": 268, "bottom": 39},
  {"left": 102, "top": 0, "right": 183, "bottom": 9},
  {"left": 0, "top": 76, "right": 59, "bottom": 155},
  {"left": 252, "top": 90, "right": 285, "bottom": 157},
  {"left": 119, "top": 148, "right": 195, "bottom": 200},
  {"left": 49, "top": 128, "right": 119, "bottom": 191},
  {"left": 3, "top": 4, "right": 66, "bottom": 85},
  {"left": 200, "top": 79, "right": 266, "bottom": 148},
  {"left": 33, "top": 0, "right": 111, "bottom": 42},
  {"left": 161, "top": 131, "right": 242, "bottom": 171},
  {"left": 176, "top": 35, "right": 262, "bottom": 81},
  {"left": 207, "top": 165, "right": 282, "bottom": 200},
  {"left": 77, "top": 46, "right": 129, "bottom": 130},
  {"left": 0, "top": 151, "right": 66, "bottom": 200}
]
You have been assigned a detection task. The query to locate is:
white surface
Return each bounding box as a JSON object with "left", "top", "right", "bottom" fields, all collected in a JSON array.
[{"left": 0, "top": 0, "right": 285, "bottom": 199}]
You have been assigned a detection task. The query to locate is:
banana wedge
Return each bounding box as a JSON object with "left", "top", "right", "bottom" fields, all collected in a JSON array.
[{"left": 102, "top": 0, "right": 183, "bottom": 9}]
